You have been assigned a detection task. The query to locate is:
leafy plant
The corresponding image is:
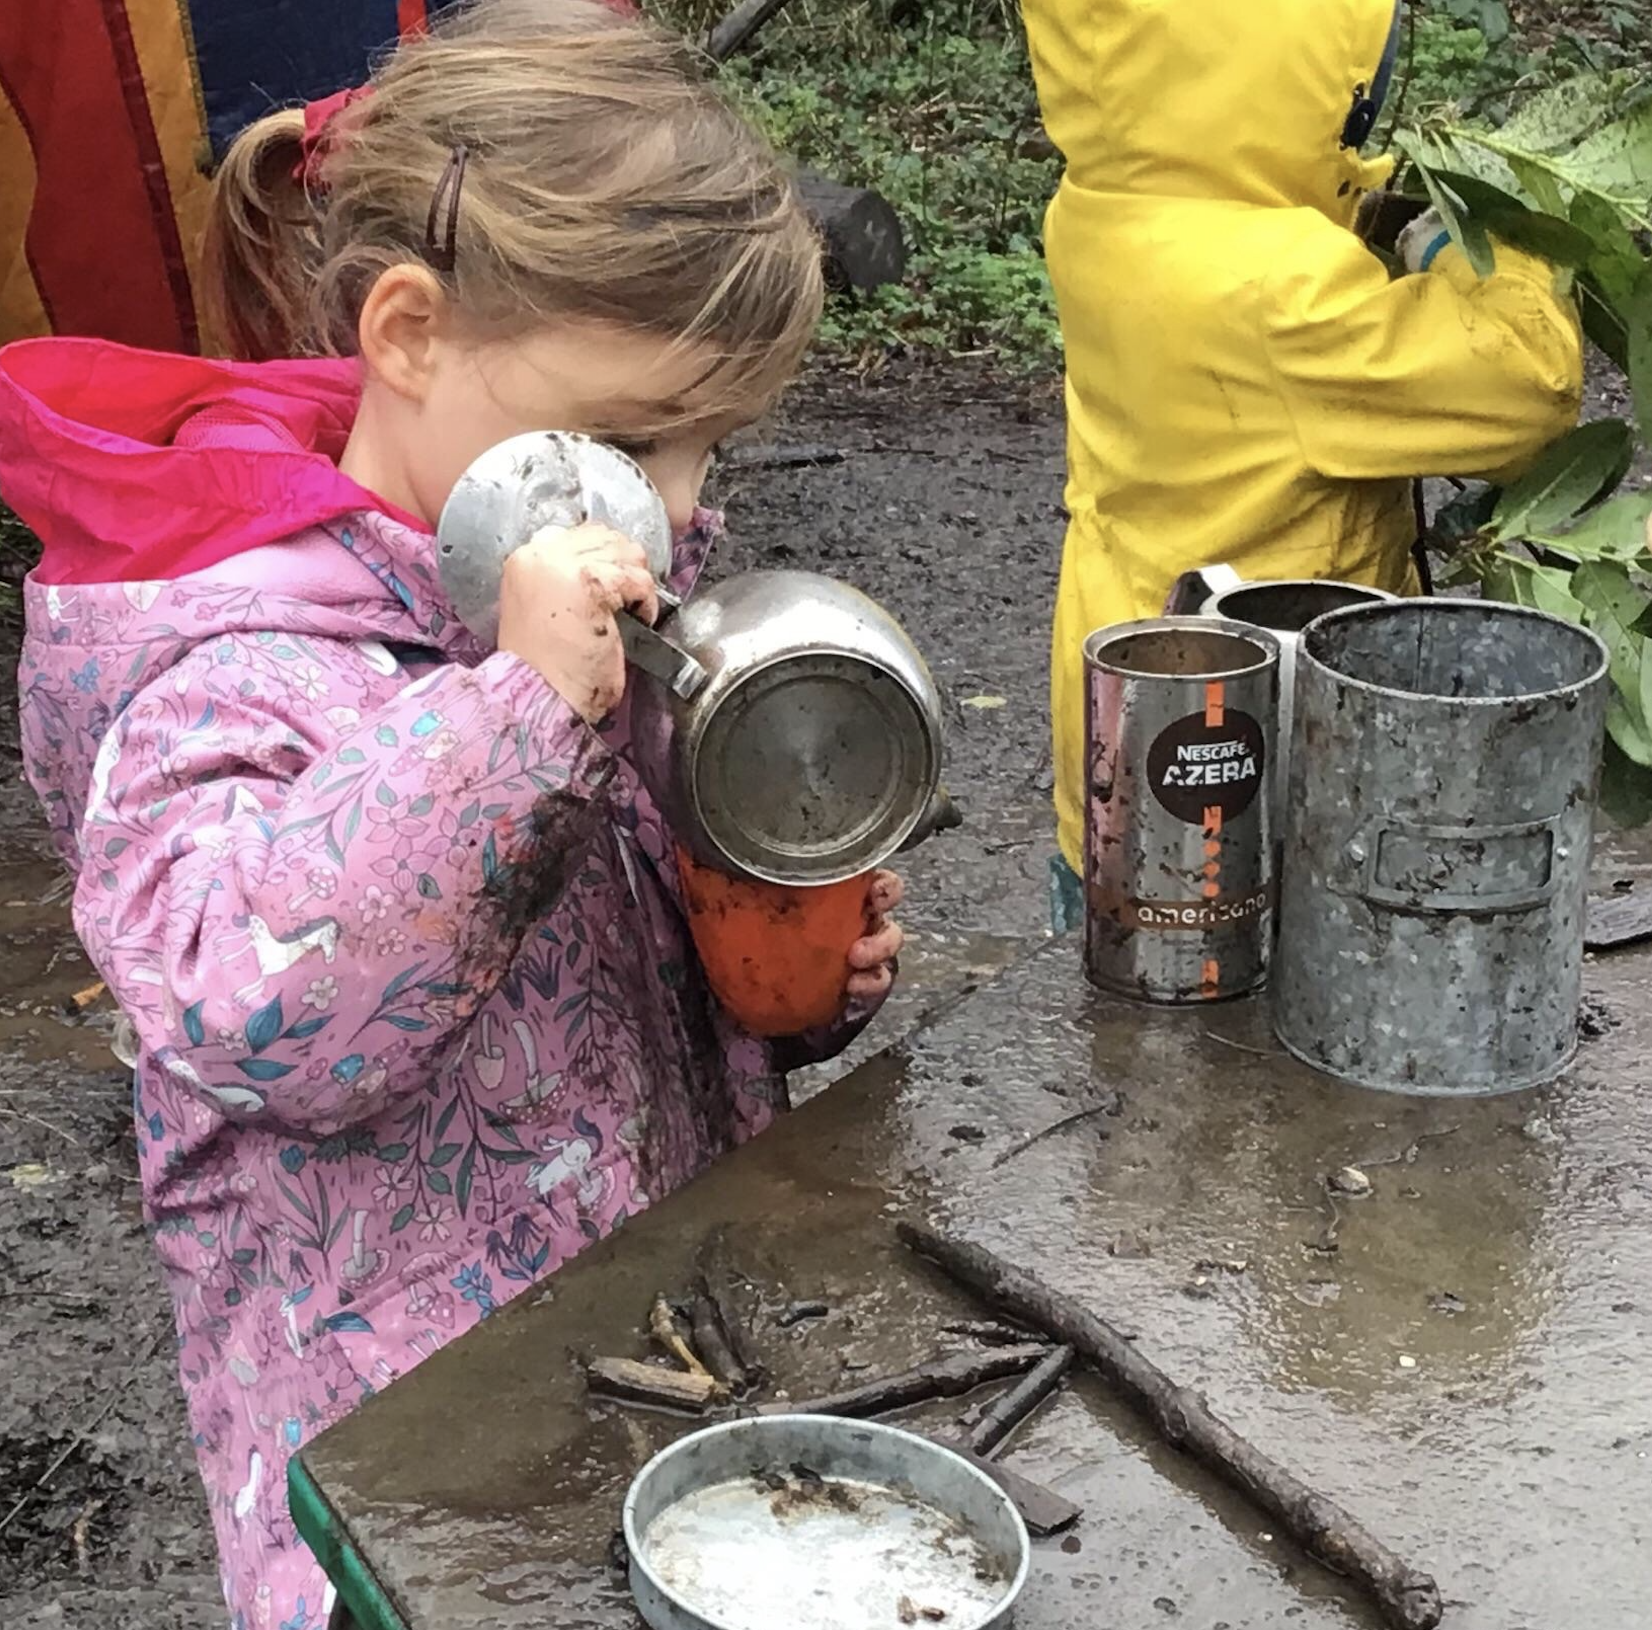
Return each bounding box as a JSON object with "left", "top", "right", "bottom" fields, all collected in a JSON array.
[{"left": 1402, "top": 73, "right": 1652, "bottom": 801}]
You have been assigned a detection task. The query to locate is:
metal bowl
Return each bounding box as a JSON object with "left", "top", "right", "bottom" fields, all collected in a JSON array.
[{"left": 624, "top": 1415, "right": 1031, "bottom": 1630}]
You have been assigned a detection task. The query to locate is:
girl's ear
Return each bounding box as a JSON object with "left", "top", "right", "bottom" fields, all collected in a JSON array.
[{"left": 356, "top": 263, "right": 452, "bottom": 403}]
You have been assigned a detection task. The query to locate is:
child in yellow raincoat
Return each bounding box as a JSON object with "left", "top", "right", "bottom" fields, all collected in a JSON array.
[{"left": 1029, "top": 0, "right": 1584, "bottom": 925}]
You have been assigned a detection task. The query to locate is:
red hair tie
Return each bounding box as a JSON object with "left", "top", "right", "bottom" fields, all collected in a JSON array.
[{"left": 292, "top": 85, "right": 375, "bottom": 188}]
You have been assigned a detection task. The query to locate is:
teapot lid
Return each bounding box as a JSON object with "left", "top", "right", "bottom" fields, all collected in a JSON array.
[{"left": 437, "top": 431, "right": 672, "bottom": 645}]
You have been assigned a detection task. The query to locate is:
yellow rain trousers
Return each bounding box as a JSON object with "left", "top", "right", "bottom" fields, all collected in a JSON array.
[{"left": 1028, "top": 0, "right": 1586, "bottom": 872}]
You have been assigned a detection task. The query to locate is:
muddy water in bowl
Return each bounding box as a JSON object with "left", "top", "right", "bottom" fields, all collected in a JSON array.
[{"left": 625, "top": 1416, "right": 1029, "bottom": 1630}]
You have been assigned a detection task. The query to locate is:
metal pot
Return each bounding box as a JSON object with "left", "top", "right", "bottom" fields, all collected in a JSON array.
[
  {"left": 631, "top": 569, "right": 949, "bottom": 885},
  {"left": 438, "top": 431, "right": 952, "bottom": 886}
]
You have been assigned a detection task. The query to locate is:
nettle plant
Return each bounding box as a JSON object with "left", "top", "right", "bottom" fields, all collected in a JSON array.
[{"left": 1398, "top": 73, "right": 1652, "bottom": 812}]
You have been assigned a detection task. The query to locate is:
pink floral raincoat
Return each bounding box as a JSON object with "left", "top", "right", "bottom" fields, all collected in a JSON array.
[{"left": 0, "top": 337, "right": 876, "bottom": 1629}]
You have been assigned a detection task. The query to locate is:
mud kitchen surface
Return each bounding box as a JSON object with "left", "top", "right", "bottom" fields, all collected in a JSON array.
[{"left": 292, "top": 925, "right": 1650, "bottom": 1629}]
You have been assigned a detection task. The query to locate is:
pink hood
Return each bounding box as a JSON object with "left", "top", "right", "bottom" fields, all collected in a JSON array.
[{"left": 0, "top": 337, "right": 426, "bottom": 584}]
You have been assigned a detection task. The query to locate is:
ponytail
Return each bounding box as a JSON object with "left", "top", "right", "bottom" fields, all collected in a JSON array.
[{"left": 201, "top": 109, "right": 324, "bottom": 361}]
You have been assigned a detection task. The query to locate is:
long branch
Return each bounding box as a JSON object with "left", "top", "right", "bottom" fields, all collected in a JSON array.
[{"left": 899, "top": 1223, "right": 1443, "bottom": 1630}]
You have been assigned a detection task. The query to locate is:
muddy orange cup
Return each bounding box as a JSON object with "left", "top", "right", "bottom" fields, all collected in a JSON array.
[{"left": 675, "top": 846, "right": 870, "bottom": 1036}]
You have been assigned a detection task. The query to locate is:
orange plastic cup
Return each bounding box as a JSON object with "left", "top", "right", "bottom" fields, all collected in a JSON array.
[{"left": 675, "top": 846, "right": 870, "bottom": 1037}]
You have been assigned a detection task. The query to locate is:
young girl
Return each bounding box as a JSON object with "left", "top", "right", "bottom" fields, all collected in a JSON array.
[{"left": 0, "top": 3, "right": 903, "bottom": 1624}]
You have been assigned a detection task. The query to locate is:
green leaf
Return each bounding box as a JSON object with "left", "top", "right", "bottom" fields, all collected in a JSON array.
[
  {"left": 1491, "top": 421, "right": 1634, "bottom": 538},
  {"left": 390, "top": 1202, "right": 415, "bottom": 1234},
  {"left": 1599, "top": 737, "right": 1652, "bottom": 829},
  {"left": 1571, "top": 560, "right": 1652, "bottom": 765},
  {"left": 1497, "top": 77, "right": 1619, "bottom": 156},
  {"left": 1430, "top": 169, "right": 1595, "bottom": 264},
  {"left": 1566, "top": 101, "right": 1652, "bottom": 212},
  {"left": 245, "top": 996, "right": 284, "bottom": 1055},
  {"left": 1410, "top": 155, "right": 1496, "bottom": 276},
  {"left": 1484, "top": 557, "right": 1586, "bottom": 621},
  {"left": 1536, "top": 493, "right": 1652, "bottom": 562},
  {"left": 1626, "top": 270, "right": 1652, "bottom": 454},
  {"left": 429, "top": 1141, "right": 461, "bottom": 1167},
  {"left": 456, "top": 1143, "right": 476, "bottom": 1219}
]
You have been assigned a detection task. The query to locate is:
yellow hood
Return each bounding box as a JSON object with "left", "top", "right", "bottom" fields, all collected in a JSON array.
[{"left": 1025, "top": 0, "right": 1397, "bottom": 225}]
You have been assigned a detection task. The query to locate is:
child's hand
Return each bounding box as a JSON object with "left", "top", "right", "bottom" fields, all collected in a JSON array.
[
  {"left": 497, "top": 524, "right": 660, "bottom": 723},
  {"left": 846, "top": 869, "right": 904, "bottom": 1002}
]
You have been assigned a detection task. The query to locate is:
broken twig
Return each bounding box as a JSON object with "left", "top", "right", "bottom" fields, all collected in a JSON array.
[
  {"left": 697, "top": 1230, "right": 767, "bottom": 1390},
  {"left": 705, "top": 0, "right": 794, "bottom": 61},
  {"left": 966, "top": 1345, "right": 1076, "bottom": 1457},
  {"left": 720, "top": 444, "right": 846, "bottom": 473},
  {"left": 991, "top": 1104, "right": 1113, "bottom": 1170},
  {"left": 649, "top": 1294, "right": 711, "bottom": 1380},
  {"left": 587, "top": 1357, "right": 719, "bottom": 1414},
  {"left": 690, "top": 1293, "right": 749, "bottom": 1395},
  {"left": 0, "top": 1329, "right": 165, "bottom": 1539},
  {"left": 756, "top": 1345, "right": 1048, "bottom": 1420},
  {"left": 899, "top": 1223, "right": 1443, "bottom": 1630}
]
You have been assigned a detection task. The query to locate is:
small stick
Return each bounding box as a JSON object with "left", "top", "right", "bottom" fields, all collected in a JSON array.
[
  {"left": 0, "top": 1103, "right": 82, "bottom": 1148},
  {"left": 72, "top": 1496, "right": 104, "bottom": 1576},
  {"left": 588, "top": 1357, "right": 718, "bottom": 1415},
  {"left": 776, "top": 1300, "right": 830, "bottom": 1328},
  {"left": 62, "top": 979, "right": 107, "bottom": 1015},
  {"left": 966, "top": 1345, "right": 1076, "bottom": 1457},
  {"left": 1204, "top": 1030, "right": 1285, "bottom": 1059},
  {"left": 690, "top": 1293, "right": 748, "bottom": 1394},
  {"left": 756, "top": 1345, "right": 1047, "bottom": 1419},
  {"left": 704, "top": 0, "right": 795, "bottom": 60},
  {"left": 991, "top": 1105, "right": 1113, "bottom": 1170},
  {"left": 698, "top": 1230, "right": 766, "bottom": 1389},
  {"left": 720, "top": 444, "right": 847, "bottom": 472},
  {"left": 648, "top": 1294, "right": 711, "bottom": 1380},
  {"left": 941, "top": 1319, "right": 1039, "bottom": 1347},
  {"left": 899, "top": 1223, "right": 1442, "bottom": 1630},
  {"left": 0, "top": 1330, "right": 165, "bottom": 1539}
]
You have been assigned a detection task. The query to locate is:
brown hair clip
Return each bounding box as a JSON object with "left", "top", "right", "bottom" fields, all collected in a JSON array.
[{"left": 424, "top": 143, "right": 469, "bottom": 276}]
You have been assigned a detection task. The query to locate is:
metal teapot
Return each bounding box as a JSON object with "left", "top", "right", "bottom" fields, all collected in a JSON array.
[{"left": 438, "top": 432, "right": 957, "bottom": 887}]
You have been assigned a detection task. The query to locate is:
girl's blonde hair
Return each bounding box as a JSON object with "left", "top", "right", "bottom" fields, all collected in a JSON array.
[{"left": 203, "top": 0, "right": 822, "bottom": 423}]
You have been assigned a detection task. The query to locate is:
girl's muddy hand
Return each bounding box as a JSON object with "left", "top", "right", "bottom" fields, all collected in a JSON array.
[
  {"left": 497, "top": 523, "right": 660, "bottom": 723},
  {"left": 847, "top": 869, "right": 905, "bottom": 1001}
]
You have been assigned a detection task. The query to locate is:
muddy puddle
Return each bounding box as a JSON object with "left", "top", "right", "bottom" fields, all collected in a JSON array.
[{"left": 0, "top": 842, "right": 119, "bottom": 1073}]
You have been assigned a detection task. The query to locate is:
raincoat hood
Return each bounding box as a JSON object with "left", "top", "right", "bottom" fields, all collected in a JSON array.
[
  {"left": 0, "top": 337, "right": 426, "bottom": 585},
  {"left": 1026, "top": 0, "right": 1399, "bottom": 222}
]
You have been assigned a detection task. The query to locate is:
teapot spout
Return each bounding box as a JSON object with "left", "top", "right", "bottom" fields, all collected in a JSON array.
[{"left": 899, "top": 785, "right": 963, "bottom": 853}]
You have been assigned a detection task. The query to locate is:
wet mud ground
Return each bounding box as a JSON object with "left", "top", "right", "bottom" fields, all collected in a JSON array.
[{"left": 1, "top": 358, "right": 1648, "bottom": 1627}]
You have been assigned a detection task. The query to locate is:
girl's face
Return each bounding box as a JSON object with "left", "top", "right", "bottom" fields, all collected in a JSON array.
[{"left": 347, "top": 279, "right": 755, "bottom": 535}]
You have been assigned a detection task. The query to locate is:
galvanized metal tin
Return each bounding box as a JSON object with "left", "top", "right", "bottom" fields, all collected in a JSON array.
[
  {"left": 1273, "top": 599, "right": 1609, "bottom": 1096},
  {"left": 1083, "top": 617, "right": 1281, "bottom": 1004},
  {"left": 1200, "top": 579, "right": 1396, "bottom": 835},
  {"left": 624, "top": 1414, "right": 1030, "bottom": 1630},
  {"left": 435, "top": 430, "right": 673, "bottom": 646}
]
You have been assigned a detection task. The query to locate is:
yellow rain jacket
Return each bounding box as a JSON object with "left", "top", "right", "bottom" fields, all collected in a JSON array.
[{"left": 1029, "top": 0, "right": 1585, "bottom": 871}]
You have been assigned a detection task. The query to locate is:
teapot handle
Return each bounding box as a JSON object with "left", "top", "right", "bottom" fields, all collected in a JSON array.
[
  {"left": 619, "top": 589, "right": 709, "bottom": 700},
  {"left": 1163, "top": 563, "right": 1244, "bottom": 616}
]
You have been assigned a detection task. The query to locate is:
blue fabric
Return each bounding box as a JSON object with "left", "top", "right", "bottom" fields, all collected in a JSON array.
[
  {"left": 1370, "top": 2, "right": 1405, "bottom": 123},
  {"left": 185, "top": 0, "right": 405, "bottom": 160},
  {"left": 1049, "top": 853, "right": 1084, "bottom": 935},
  {"left": 1419, "top": 229, "right": 1452, "bottom": 271}
]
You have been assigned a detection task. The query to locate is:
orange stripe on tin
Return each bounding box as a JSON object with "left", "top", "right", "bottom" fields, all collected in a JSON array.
[{"left": 1204, "top": 681, "right": 1225, "bottom": 728}]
